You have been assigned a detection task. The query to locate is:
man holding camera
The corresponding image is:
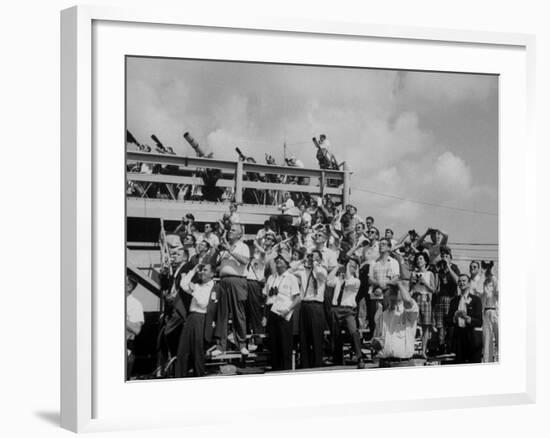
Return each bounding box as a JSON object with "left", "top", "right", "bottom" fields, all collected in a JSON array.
[
  {"left": 368, "top": 238, "right": 400, "bottom": 326},
  {"left": 212, "top": 223, "right": 251, "bottom": 357},
  {"left": 327, "top": 257, "right": 365, "bottom": 368},
  {"left": 447, "top": 274, "right": 483, "bottom": 364},
  {"left": 299, "top": 250, "right": 328, "bottom": 368},
  {"left": 263, "top": 250, "right": 301, "bottom": 371}
]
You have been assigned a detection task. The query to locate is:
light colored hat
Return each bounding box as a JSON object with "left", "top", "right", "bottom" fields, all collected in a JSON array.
[{"left": 276, "top": 248, "right": 292, "bottom": 266}]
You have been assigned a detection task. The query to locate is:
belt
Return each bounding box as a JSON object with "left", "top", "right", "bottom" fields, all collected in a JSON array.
[
  {"left": 247, "top": 279, "right": 265, "bottom": 285},
  {"left": 484, "top": 307, "right": 497, "bottom": 311},
  {"left": 220, "top": 275, "right": 246, "bottom": 279},
  {"left": 302, "top": 300, "right": 324, "bottom": 304}
]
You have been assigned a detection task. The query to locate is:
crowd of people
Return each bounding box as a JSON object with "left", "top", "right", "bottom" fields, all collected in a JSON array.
[{"left": 126, "top": 196, "right": 499, "bottom": 378}]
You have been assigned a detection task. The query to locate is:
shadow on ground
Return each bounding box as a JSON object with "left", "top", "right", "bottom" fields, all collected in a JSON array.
[{"left": 34, "top": 411, "right": 60, "bottom": 427}]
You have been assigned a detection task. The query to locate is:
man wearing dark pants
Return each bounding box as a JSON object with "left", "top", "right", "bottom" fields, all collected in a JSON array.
[
  {"left": 327, "top": 257, "right": 365, "bottom": 368},
  {"left": 176, "top": 263, "right": 216, "bottom": 377},
  {"left": 263, "top": 250, "right": 301, "bottom": 371},
  {"left": 447, "top": 274, "right": 483, "bottom": 364},
  {"left": 299, "top": 250, "right": 328, "bottom": 368},
  {"left": 245, "top": 247, "right": 266, "bottom": 338},
  {"left": 212, "top": 224, "right": 251, "bottom": 356}
]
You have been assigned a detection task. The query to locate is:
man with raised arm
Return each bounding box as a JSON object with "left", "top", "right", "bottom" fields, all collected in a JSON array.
[
  {"left": 418, "top": 227, "right": 449, "bottom": 265},
  {"left": 327, "top": 257, "right": 365, "bottom": 369},
  {"left": 372, "top": 281, "right": 419, "bottom": 368},
  {"left": 298, "top": 250, "right": 328, "bottom": 368},
  {"left": 212, "top": 223, "right": 251, "bottom": 357},
  {"left": 176, "top": 263, "right": 217, "bottom": 377}
]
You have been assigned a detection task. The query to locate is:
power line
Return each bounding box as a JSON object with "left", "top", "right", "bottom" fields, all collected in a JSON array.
[{"left": 353, "top": 187, "right": 498, "bottom": 217}]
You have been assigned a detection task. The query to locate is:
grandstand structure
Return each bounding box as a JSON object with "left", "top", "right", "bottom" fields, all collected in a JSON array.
[
  {"left": 125, "top": 149, "right": 497, "bottom": 376},
  {"left": 126, "top": 150, "right": 351, "bottom": 309}
]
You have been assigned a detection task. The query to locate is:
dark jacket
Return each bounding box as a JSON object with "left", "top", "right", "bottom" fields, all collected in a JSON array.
[{"left": 446, "top": 292, "right": 483, "bottom": 358}]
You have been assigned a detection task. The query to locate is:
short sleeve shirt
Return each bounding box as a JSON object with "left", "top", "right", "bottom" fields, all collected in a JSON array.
[
  {"left": 263, "top": 271, "right": 301, "bottom": 321},
  {"left": 219, "top": 240, "right": 250, "bottom": 276}
]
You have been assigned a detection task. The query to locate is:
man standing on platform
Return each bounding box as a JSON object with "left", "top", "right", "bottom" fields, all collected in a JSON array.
[
  {"left": 212, "top": 223, "right": 251, "bottom": 357},
  {"left": 299, "top": 250, "right": 328, "bottom": 368}
]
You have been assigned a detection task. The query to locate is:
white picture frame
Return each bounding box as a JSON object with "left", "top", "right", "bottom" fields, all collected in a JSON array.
[{"left": 60, "top": 5, "right": 536, "bottom": 433}]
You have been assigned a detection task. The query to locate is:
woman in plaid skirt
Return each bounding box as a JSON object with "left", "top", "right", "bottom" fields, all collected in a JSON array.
[
  {"left": 410, "top": 252, "right": 436, "bottom": 358},
  {"left": 433, "top": 246, "right": 460, "bottom": 354}
]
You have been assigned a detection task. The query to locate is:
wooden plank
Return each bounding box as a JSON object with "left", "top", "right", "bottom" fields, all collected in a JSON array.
[
  {"left": 128, "top": 173, "right": 235, "bottom": 188},
  {"left": 244, "top": 161, "right": 344, "bottom": 180},
  {"left": 242, "top": 180, "right": 324, "bottom": 194},
  {"left": 126, "top": 255, "right": 161, "bottom": 298},
  {"left": 127, "top": 151, "right": 238, "bottom": 172},
  {"left": 127, "top": 198, "right": 280, "bottom": 223},
  {"left": 126, "top": 151, "right": 344, "bottom": 180},
  {"left": 128, "top": 173, "right": 343, "bottom": 194}
]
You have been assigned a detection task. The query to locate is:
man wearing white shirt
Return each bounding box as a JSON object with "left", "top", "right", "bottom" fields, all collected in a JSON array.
[
  {"left": 263, "top": 250, "right": 301, "bottom": 370},
  {"left": 372, "top": 281, "right": 419, "bottom": 367},
  {"left": 369, "top": 238, "right": 400, "bottom": 316},
  {"left": 298, "top": 250, "right": 328, "bottom": 368},
  {"left": 176, "top": 264, "right": 216, "bottom": 377},
  {"left": 212, "top": 224, "right": 251, "bottom": 356},
  {"left": 311, "top": 228, "right": 338, "bottom": 328},
  {"left": 327, "top": 257, "right": 365, "bottom": 368}
]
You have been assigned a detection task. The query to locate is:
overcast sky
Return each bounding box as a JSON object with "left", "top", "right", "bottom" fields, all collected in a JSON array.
[{"left": 126, "top": 56, "right": 498, "bottom": 247}]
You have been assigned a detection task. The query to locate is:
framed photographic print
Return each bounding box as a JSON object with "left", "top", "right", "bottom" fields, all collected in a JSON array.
[{"left": 61, "top": 5, "right": 536, "bottom": 433}]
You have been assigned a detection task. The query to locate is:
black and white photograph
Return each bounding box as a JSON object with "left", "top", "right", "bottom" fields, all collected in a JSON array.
[{"left": 125, "top": 56, "right": 499, "bottom": 380}]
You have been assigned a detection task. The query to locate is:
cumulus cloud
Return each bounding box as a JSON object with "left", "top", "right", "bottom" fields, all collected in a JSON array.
[
  {"left": 126, "top": 57, "right": 498, "bottom": 243},
  {"left": 434, "top": 151, "right": 472, "bottom": 192},
  {"left": 397, "top": 71, "right": 497, "bottom": 104}
]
